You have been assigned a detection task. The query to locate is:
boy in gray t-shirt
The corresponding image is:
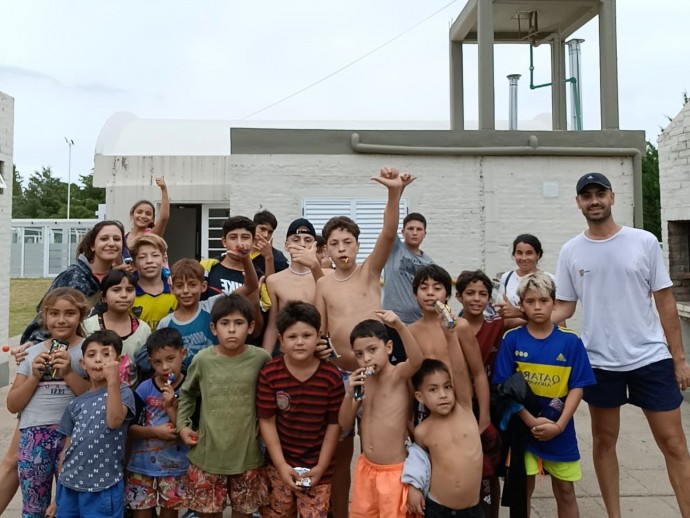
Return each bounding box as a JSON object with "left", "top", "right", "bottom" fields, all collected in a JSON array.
[{"left": 55, "top": 330, "right": 135, "bottom": 518}]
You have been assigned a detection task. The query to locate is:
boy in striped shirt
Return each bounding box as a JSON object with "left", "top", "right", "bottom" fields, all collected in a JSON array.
[{"left": 257, "top": 301, "right": 345, "bottom": 517}]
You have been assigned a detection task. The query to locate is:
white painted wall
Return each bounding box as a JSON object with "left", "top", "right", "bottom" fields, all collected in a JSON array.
[
  {"left": 659, "top": 102, "right": 690, "bottom": 253},
  {"left": 95, "top": 152, "right": 635, "bottom": 325},
  {"left": 658, "top": 101, "right": 690, "bottom": 363},
  {"left": 0, "top": 92, "right": 14, "bottom": 386}
]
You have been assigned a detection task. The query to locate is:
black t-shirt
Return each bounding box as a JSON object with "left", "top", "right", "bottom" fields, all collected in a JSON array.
[
  {"left": 204, "top": 262, "right": 264, "bottom": 299},
  {"left": 252, "top": 248, "right": 289, "bottom": 274}
]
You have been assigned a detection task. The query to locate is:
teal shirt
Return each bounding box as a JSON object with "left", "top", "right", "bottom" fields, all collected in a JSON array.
[{"left": 177, "top": 345, "right": 271, "bottom": 475}]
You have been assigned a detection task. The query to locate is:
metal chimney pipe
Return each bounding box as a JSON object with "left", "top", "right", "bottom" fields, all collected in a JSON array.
[
  {"left": 507, "top": 74, "right": 521, "bottom": 130},
  {"left": 567, "top": 38, "right": 585, "bottom": 130}
]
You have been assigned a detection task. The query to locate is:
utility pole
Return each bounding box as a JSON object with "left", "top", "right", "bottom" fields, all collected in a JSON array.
[{"left": 65, "top": 138, "right": 74, "bottom": 219}]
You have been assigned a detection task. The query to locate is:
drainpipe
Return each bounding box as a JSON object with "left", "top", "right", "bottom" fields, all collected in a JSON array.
[
  {"left": 567, "top": 39, "right": 585, "bottom": 130},
  {"left": 507, "top": 74, "right": 521, "bottom": 130},
  {"left": 349, "top": 133, "right": 644, "bottom": 228}
]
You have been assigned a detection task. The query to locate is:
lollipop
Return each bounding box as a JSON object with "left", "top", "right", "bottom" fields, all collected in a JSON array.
[
  {"left": 1, "top": 345, "right": 9, "bottom": 353},
  {"left": 166, "top": 373, "right": 176, "bottom": 385}
]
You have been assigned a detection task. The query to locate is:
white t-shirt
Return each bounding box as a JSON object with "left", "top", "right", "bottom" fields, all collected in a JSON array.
[
  {"left": 497, "top": 269, "right": 555, "bottom": 308},
  {"left": 555, "top": 226, "right": 672, "bottom": 371}
]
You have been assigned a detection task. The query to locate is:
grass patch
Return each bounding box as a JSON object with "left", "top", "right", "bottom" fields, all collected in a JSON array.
[{"left": 9, "top": 278, "right": 52, "bottom": 338}]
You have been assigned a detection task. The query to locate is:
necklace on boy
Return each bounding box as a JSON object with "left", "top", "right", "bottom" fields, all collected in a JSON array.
[
  {"left": 333, "top": 265, "right": 359, "bottom": 282},
  {"left": 288, "top": 266, "right": 311, "bottom": 276}
]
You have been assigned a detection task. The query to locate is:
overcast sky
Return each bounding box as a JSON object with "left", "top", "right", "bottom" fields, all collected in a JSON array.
[{"left": 1, "top": 0, "right": 688, "bottom": 184}]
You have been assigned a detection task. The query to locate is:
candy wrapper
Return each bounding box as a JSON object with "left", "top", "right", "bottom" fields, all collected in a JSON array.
[
  {"left": 353, "top": 366, "right": 376, "bottom": 401},
  {"left": 434, "top": 300, "right": 456, "bottom": 329},
  {"left": 48, "top": 339, "right": 68, "bottom": 379},
  {"left": 294, "top": 467, "right": 311, "bottom": 488}
]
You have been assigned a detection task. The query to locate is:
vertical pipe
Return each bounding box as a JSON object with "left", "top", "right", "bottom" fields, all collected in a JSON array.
[
  {"left": 550, "top": 35, "right": 567, "bottom": 130},
  {"left": 450, "top": 40, "right": 465, "bottom": 130},
  {"left": 599, "top": 0, "right": 619, "bottom": 129},
  {"left": 567, "top": 39, "right": 585, "bottom": 130},
  {"left": 507, "top": 74, "right": 521, "bottom": 130},
  {"left": 477, "top": 0, "right": 495, "bottom": 130}
]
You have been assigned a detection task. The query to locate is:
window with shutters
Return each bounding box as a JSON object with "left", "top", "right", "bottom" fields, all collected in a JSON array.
[
  {"left": 303, "top": 198, "right": 408, "bottom": 264},
  {"left": 201, "top": 205, "right": 231, "bottom": 259}
]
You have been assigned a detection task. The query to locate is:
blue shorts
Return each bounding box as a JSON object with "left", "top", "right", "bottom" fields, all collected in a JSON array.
[
  {"left": 583, "top": 359, "right": 683, "bottom": 411},
  {"left": 56, "top": 479, "right": 124, "bottom": 518}
]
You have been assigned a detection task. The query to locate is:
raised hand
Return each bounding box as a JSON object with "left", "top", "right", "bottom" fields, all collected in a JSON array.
[{"left": 374, "top": 309, "right": 403, "bottom": 330}]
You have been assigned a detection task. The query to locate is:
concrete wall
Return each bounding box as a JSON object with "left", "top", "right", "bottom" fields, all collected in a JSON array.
[
  {"left": 95, "top": 146, "right": 638, "bottom": 326},
  {"left": 0, "top": 92, "right": 14, "bottom": 387},
  {"left": 659, "top": 101, "right": 690, "bottom": 369}
]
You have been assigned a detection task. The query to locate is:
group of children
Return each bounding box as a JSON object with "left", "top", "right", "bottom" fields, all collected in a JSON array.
[{"left": 7, "top": 167, "right": 596, "bottom": 518}]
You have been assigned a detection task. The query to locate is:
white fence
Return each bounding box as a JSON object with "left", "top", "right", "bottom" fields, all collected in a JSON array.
[{"left": 11, "top": 220, "right": 98, "bottom": 278}]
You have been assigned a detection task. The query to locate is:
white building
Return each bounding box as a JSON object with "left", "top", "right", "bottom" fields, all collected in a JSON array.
[
  {"left": 0, "top": 91, "right": 14, "bottom": 387},
  {"left": 658, "top": 101, "right": 690, "bottom": 358},
  {"left": 94, "top": 113, "right": 643, "bottom": 283}
]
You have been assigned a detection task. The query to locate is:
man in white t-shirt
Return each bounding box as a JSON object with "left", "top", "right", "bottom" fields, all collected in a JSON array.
[{"left": 552, "top": 172, "right": 690, "bottom": 517}]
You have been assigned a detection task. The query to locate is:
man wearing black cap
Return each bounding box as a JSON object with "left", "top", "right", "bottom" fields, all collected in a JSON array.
[
  {"left": 552, "top": 173, "right": 690, "bottom": 517},
  {"left": 261, "top": 218, "right": 325, "bottom": 354}
]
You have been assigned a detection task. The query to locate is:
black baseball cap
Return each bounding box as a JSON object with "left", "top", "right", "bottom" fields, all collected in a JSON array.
[
  {"left": 286, "top": 218, "right": 316, "bottom": 238},
  {"left": 576, "top": 172, "right": 612, "bottom": 194}
]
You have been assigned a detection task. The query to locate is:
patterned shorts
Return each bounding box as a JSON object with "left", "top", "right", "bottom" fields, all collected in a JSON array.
[
  {"left": 125, "top": 472, "right": 186, "bottom": 510},
  {"left": 185, "top": 463, "right": 268, "bottom": 514},
  {"left": 260, "top": 464, "right": 331, "bottom": 518},
  {"left": 18, "top": 424, "right": 65, "bottom": 517}
]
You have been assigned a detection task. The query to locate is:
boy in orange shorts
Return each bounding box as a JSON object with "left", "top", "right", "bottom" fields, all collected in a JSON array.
[{"left": 339, "top": 310, "right": 423, "bottom": 517}]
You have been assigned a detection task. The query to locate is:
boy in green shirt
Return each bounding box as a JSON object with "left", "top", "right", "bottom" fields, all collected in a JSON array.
[{"left": 178, "top": 294, "right": 271, "bottom": 518}]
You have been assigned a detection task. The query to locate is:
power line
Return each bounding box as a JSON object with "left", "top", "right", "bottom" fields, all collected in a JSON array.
[{"left": 240, "top": 0, "right": 459, "bottom": 120}]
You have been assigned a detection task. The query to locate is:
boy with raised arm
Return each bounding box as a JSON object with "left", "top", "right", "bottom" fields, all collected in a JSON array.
[
  {"left": 315, "top": 166, "right": 413, "bottom": 518},
  {"left": 339, "top": 311, "right": 423, "bottom": 518},
  {"left": 408, "top": 320, "right": 483, "bottom": 518},
  {"left": 261, "top": 218, "right": 324, "bottom": 355}
]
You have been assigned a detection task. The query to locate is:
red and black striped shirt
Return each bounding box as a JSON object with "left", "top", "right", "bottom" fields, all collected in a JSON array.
[{"left": 257, "top": 357, "right": 345, "bottom": 482}]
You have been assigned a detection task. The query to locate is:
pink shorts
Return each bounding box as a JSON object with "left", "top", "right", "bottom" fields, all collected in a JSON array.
[
  {"left": 125, "top": 472, "right": 186, "bottom": 510},
  {"left": 185, "top": 463, "right": 268, "bottom": 514}
]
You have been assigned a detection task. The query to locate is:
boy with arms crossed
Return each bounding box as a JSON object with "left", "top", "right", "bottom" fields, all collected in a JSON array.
[
  {"left": 493, "top": 272, "right": 595, "bottom": 518},
  {"left": 339, "top": 311, "right": 423, "bottom": 518},
  {"left": 54, "top": 330, "right": 136, "bottom": 518},
  {"left": 315, "top": 166, "right": 414, "bottom": 517},
  {"left": 177, "top": 294, "right": 271, "bottom": 518},
  {"left": 409, "top": 319, "right": 484, "bottom": 517},
  {"left": 262, "top": 218, "right": 324, "bottom": 355},
  {"left": 257, "top": 301, "right": 344, "bottom": 517}
]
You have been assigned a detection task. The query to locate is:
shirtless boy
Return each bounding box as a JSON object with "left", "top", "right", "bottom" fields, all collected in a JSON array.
[
  {"left": 315, "top": 166, "right": 413, "bottom": 517},
  {"left": 339, "top": 311, "right": 423, "bottom": 517},
  {"left": 262, "top": 218, "right": 324, "bottom": 354},
  {"left": 315, "top": 166, "right": 413, "bottom": 371},
  {"left": 408, "top": 265, "right": 490, "bottom": 433},
  {"left": 409, "top": 324, "right": 483, "bottom": 518}
]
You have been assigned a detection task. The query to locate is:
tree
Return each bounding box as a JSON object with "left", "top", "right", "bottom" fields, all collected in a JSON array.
[
  {"left": 12, "top": 166, "right": 105, "bottom": 218},
  {"left": 12, "top": 164, "right": 27, "bottom": 217},
  {"left": 642, "top": 141, "right": 661, "bottom": 241},
  {"left": 20, "top": 166, "right": 68, "bottom": 218}
]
